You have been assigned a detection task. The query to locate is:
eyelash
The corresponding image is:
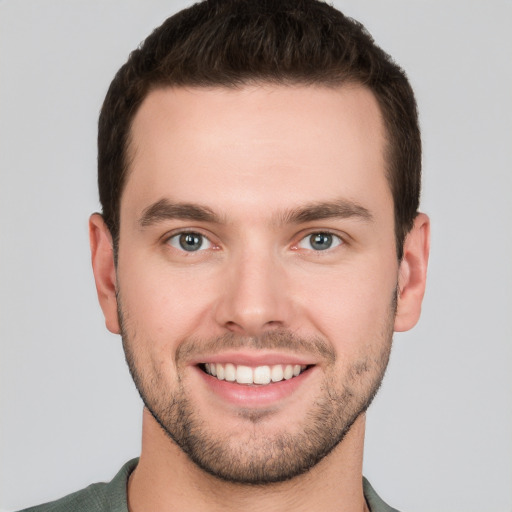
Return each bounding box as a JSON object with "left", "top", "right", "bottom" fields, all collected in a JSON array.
[
  {"left": 294, "top": 231, "right": 344, "bottom": 252},
  {"left": 165, "top": 231, "right": 216, "bottom": 253},
  {"left": 164, "top": 230, "right": 345, "bottom": 254}
]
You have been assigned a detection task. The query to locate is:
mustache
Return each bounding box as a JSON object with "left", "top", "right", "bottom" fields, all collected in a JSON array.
[{"left": 175, "top": 330, "right": 336, "bottom": 366}]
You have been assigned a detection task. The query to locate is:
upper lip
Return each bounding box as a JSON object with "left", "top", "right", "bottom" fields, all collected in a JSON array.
[{"left": 188, "top": 350, "right": 318, "bottom": 367}]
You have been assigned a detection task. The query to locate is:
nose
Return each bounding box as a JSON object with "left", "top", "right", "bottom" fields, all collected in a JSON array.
[{"left": 214, "top": 247, "right": 294, "bottom": 337}]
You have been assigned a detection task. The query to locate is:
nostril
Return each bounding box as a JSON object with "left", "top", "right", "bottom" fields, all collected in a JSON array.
[
  {"left": 264, "top": 320, "right": 282, "bottom": 328},
  {"left": 224, "top": 321, "right": 244, "bottom": 334}
]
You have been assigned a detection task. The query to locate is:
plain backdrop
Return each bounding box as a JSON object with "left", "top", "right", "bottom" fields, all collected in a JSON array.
[{"left": 1, "top": 1, "right": 511, "bottom": 511}]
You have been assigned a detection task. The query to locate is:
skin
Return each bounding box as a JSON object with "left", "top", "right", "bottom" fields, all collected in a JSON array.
[{"left": 90, "top": 84, "right": 429, "bottom": 512}]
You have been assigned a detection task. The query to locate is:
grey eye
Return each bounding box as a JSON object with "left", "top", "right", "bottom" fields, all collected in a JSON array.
[
  {"left": 298, "top": 232, "right": 342, "bottom": 251},
  {"left": 168, "top": 232, "right": 212, "bottom": 252}
]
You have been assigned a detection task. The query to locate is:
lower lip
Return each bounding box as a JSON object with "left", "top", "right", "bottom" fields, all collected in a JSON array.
[{"left": 195, "top": 366, "right": 314, "bottom": 408}]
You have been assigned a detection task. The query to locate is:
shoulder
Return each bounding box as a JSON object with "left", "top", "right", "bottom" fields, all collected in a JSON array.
[
  {"left": 17, "top": 459, "right": 138, "bottom": 512},
  {"left": 363, "top": 477, "right": 401, "bottom": 512},
  {"left": 18, "top": 482, "right": 114, "bottom": 512}
]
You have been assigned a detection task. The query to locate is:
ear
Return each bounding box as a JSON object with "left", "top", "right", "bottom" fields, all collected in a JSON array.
[
  {"left": 89, "top": 213, "right": 120, "bottom": 334},
  {"left": 394, "top": 213, "right": 430, "bottom": 332}
]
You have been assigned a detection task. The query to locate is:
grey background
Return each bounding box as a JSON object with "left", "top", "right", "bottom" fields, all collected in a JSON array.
[{"left": 1, "top": 1, "right": 511, "bottom": 511}]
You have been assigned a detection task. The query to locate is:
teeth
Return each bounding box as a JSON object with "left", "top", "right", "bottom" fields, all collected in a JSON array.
[
  {"left": 253, "top": 365, "right": 271, "bottom": 385},
  {"left": 236, "top": 365, "right": 253, "bottom": 384},
  {"left": 203, "top": 363, "right": 307, "bottom": 385},
  {"left": 271, "top": 365, "right": 284, "bottom": 382},
  {"left": 224, "top": 363, "right": 236, "bottom": 382}
]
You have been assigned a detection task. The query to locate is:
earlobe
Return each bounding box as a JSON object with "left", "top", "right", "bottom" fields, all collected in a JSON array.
[
  {"left": 89, "top": 213, "right": 121, "bottom": 334},
  {"left": 394, "top": 213, "right": 430, "bottom": 332}
]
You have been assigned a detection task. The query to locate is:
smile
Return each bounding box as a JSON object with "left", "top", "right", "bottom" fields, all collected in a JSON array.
[{"left": 201, "top": 363, "right": 309, "bottom": 385}]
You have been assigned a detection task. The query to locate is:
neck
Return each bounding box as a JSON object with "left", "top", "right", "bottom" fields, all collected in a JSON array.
[{"left": 127, "top": 408, "right": 369, "bottom": 512}]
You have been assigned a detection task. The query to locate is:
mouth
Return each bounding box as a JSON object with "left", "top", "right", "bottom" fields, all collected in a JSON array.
[
  {"left": 194, "top": 356, "right": 317, "bottom": 408},
  {"left": 199, "top": 362, "right": 310, "bottom": 385}
]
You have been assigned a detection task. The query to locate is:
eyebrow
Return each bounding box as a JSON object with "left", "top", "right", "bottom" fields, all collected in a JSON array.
[
  {"left": 138, "top": 197, "right": 373, "bottom": 228},
  {"left": 277, "top": 199, "right": 373, "bottom": 225},
  {"left": 138, "top": 199, "right": 222, "bottom": 227}
]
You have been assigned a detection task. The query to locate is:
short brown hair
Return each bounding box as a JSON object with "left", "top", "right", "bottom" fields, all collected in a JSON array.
[{"left": 98, "top": 0, "right": 421, "bottom": 259}]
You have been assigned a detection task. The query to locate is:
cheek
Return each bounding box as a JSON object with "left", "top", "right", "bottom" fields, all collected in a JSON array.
[
  {"left": 117, "top": 253, "right": 219, "bottom": 343},
  {"left": 299, "top": 258, "right": 398, "bottom": 352}
]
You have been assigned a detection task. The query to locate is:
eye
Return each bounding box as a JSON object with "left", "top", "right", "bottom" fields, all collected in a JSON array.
[
  {"left": 297, "top": 232, "right": 343, "bottom": 251},
  {"left": 167, "top": 232, "right": 213, "bottom": 252}
]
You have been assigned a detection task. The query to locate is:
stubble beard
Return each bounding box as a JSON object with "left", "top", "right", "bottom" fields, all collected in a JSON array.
[{"left": 119, "top": 294, "right": 395, "bottom": 485}]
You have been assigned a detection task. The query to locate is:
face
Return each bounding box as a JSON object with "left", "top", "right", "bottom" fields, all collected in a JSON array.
[{"left": 100, "top": 85, "right": 405, "bottom": 483}]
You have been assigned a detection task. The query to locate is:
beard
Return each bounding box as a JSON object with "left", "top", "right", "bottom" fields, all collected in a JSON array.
[{"left": 119, "top": 293, "right": 395, "bottom": 485}]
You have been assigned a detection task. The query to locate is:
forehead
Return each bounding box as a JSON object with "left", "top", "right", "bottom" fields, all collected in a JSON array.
[{"left": 123, "top": 84, "right": 390, "bottom": 222}]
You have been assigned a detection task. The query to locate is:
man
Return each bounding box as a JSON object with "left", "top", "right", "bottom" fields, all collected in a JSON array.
[{"left": 21, "top": 0, "right": 429, "bottom": 510}]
